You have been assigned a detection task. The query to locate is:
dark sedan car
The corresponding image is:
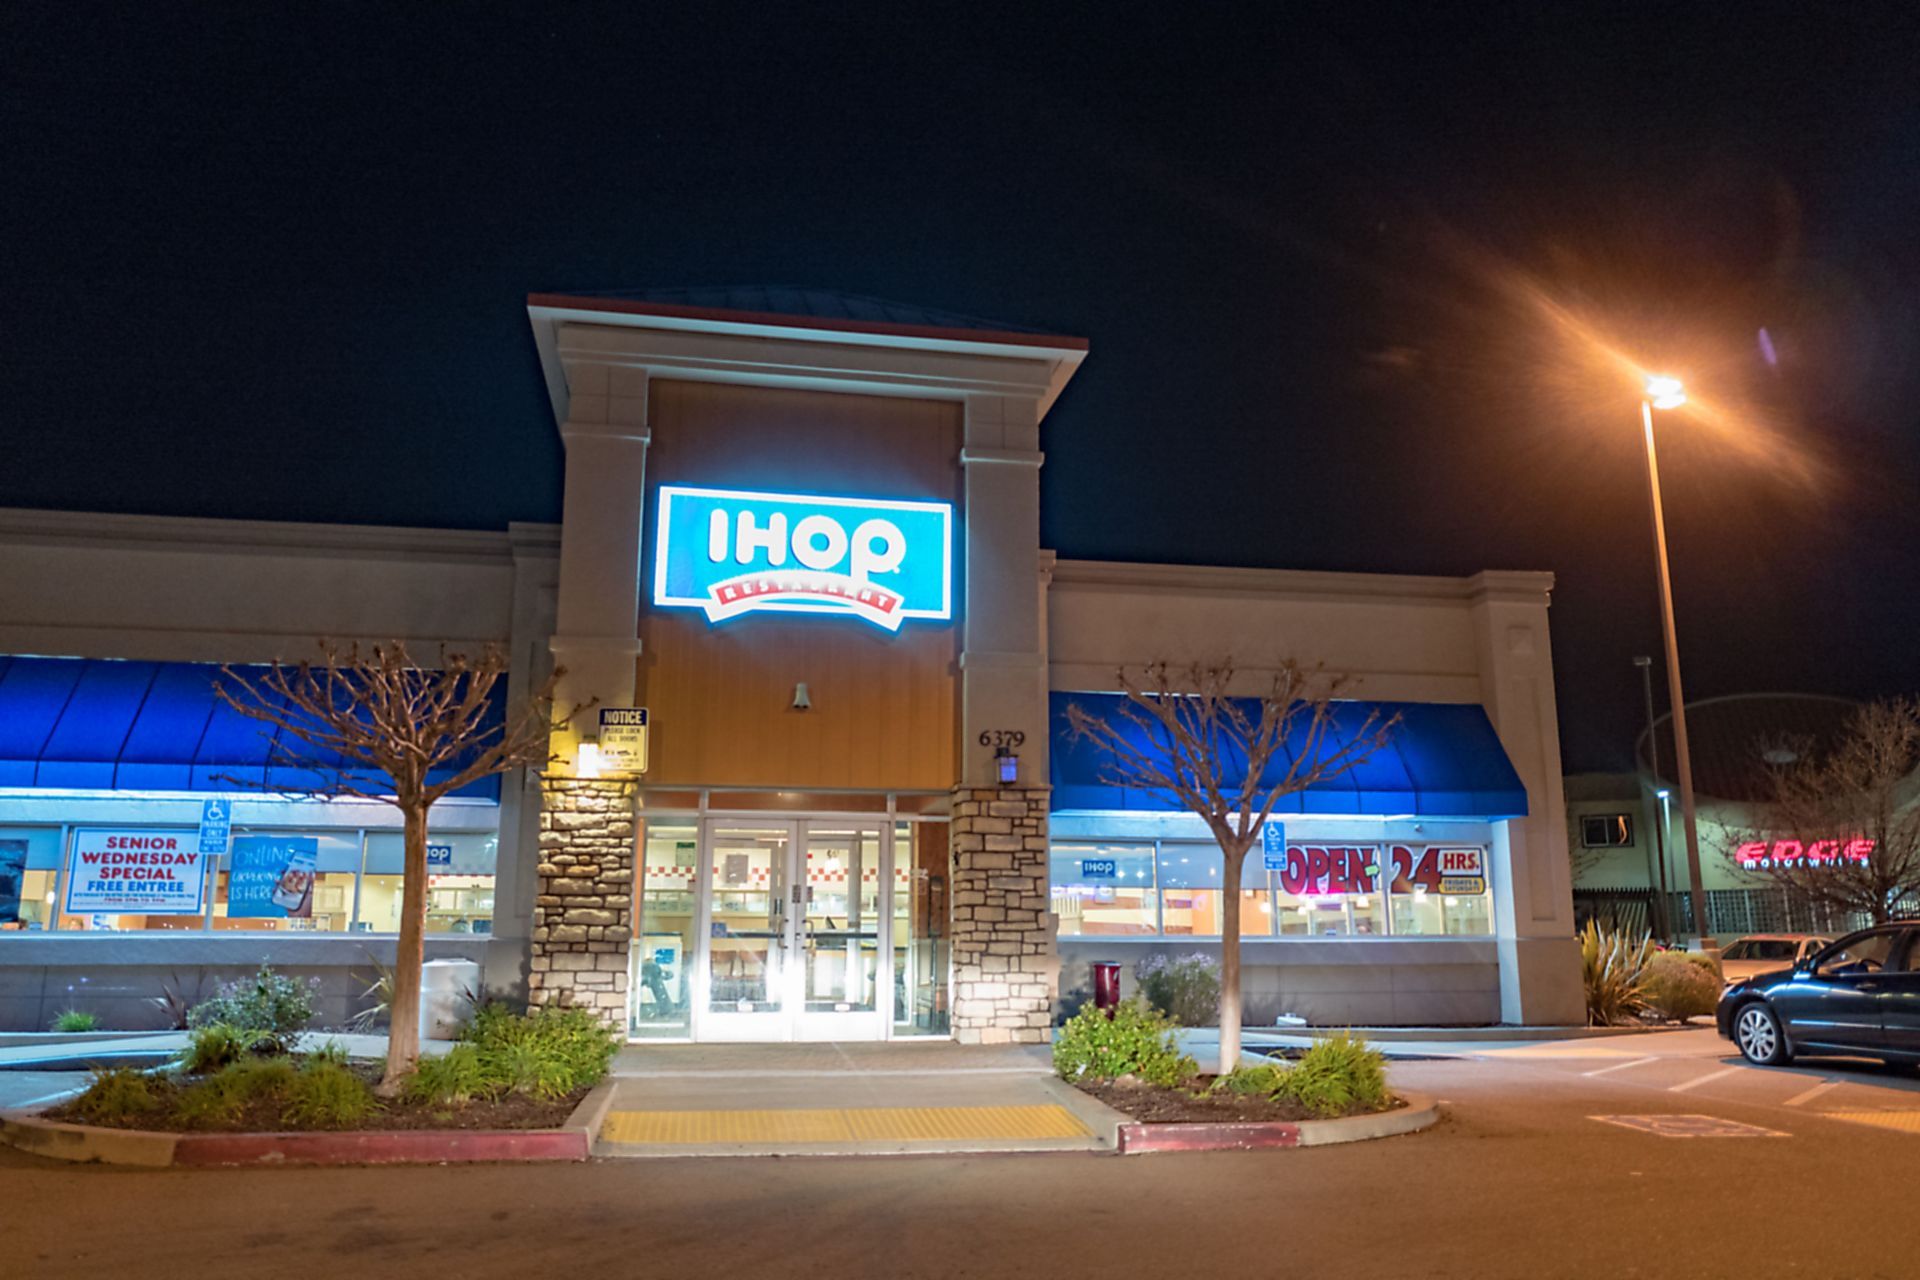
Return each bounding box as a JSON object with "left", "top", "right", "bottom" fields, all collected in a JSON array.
[{"left": 1717, "top": 921, "right": 1920, "bottom": 1067}]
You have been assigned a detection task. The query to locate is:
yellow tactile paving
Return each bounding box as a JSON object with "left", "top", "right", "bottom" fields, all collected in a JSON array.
[
  {"left": 600, "top": 1104, "right": 1090, "bottom": 1146},
  {"left": 1821, "top": 1110, "right": 1920, "bottom": 1135}
]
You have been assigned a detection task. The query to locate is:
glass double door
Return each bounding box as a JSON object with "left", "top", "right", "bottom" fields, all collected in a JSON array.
[{"left": 698, "top": 820, "right": 889, "bottom": 1041}]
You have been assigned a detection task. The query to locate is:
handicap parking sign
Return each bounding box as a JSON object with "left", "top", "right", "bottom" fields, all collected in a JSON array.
[{"left": 197, "top": 799, "right": 232, "bottom": 855}]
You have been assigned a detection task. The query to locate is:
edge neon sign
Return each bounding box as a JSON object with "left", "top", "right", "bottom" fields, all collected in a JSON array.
[
  {"left": 1735, "top": 838, "right": 1876, "bottom": 870},
  {"left": 652, "top": 485, "right": 954, "bottom": 632}
]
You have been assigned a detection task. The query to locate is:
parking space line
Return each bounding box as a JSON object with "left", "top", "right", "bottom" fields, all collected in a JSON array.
[
  {"left": 1668, "top": 1065, "right": 1745, "bottom": 1093},
  {"left": 1582, "top": 1056, "right": 1660, "bottom": 1078},
  {"left": 1783, "top": 1079, "right": 1842, "bottom": 1108}
]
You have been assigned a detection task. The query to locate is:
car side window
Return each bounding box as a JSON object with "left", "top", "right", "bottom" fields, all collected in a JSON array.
[
  {"left": 1818, "top": 932, "right": 1896, "bottom": 976},
  {"left": 1897, "top": 933, "right": 1920, "bottom": 974}
]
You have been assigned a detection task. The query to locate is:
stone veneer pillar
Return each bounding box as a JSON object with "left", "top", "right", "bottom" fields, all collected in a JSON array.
[
  {"left": 528, "top": 776, "right": 637, "bottom": 1024},
  {"left": 949, "top": 785, "right": 1056, "bottom": 1044}
]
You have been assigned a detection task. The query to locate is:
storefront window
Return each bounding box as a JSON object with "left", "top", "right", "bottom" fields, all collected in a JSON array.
[
  {"left": 1157, "top": 843, "right": 1270, "bottom": 937},
  {"left": 1387, "top": 844, "right": 1494, "bottom": 936},
  {"left": 1276, "top": 845, "right": 1387, "bottom": 937},
  {"left": 56, "top": 827, "right": 209, "bottom": 932},
  {"left": 632, "top": 820, "right": 697, "bottom": 1038},
  {"left": 0, "top": 826, "right": 64, "bottom": 931},
  {"left": 892, "top": 821, "right": 950, "bottom": 1034},
  {"left": 358, "top": 831, "right": 497, "bottom": 934},
  {"left": 1048, "top": 836, "right": 1494, "bottom": 939},
  {"left": 1050, "top": 843, "right": 1157, "bottom": 935},
  {"left": 208, "top": 830, "right": 362, "bottom": 932}
]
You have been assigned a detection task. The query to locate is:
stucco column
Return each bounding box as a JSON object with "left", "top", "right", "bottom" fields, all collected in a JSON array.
[
  {"left": 1470, "top": 575, "right": 1584, "bottom": 1025},
  {"left": 951, "top": 395, "right": 1056, "bottom": 1042},
  {"left": 549, "top": 362, "right": 650, "bottom": 759}
]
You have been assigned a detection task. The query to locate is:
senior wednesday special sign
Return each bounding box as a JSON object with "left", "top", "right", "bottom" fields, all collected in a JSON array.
[{"left": 65, "top": 830, "right": 208, "bottom": 915}]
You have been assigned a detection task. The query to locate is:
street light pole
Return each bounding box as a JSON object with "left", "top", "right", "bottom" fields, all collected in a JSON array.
[{"left": 1639, "top": 384, "right": 1714, "bottom": 948}]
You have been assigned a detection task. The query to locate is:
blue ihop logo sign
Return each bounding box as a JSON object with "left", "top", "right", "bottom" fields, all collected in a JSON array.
[{"left": 652, "top": 486, "right": 954, "bottom": 632}]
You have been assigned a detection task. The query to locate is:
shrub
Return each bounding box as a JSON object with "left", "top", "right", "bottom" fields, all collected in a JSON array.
[
  {"left": 306, "top": 1038, "right": 350, "bottom": 1068},
  {"left": 280, "top": 1060, "right": 377, "bottom": 1129},
  {"left": 172, "top": 1057, "right": 296, "bottom": 1129},
  {"left": 50, "top": 1009, "right": 98, "bottom": 1033},
  {"left": 405, "top": 1043, "right": 494, "bottom": 1106},
  {"left": 1052, "top": 998, "right": 1197, "bottom": 1087},
  {"left": 180, "top": 1023, "right": 275, "bottom": 1074},
  {"left": 1276, "top": 1032, "right": 1389, "bottom": 1118},
  {"left": 68, "top": 1067, "right": 159, "bottom": 1125},
  {"left": 1134, "top": 953, "right": 1222, "bottom": 1027},
  {"left": 1580, "top": 921, "right": 1655, "bottom": 1026},
  {"left": 1214, "top": 1063, "right": 1286, "bottom": 1096},
  {"left": 185, "top": 965, "right": 319, "bottom": 1054},
  {"left": 1641, "top": 951, "right": 1719, "bottom": 1021},
  {"left": 463, "top": 1002, "right": 620, "bottom": 1097}
]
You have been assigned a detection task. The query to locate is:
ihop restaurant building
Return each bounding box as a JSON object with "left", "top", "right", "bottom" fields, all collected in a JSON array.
[{"left": 0, "top": 289, "right": 1582, "bottom": 1037}]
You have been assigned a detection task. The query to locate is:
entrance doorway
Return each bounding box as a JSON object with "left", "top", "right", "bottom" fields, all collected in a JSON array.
[
  {"left": 631, "top": 814, "right": 946, "bottom": 1042},
  {"left": 700, "top": 821, "right": 886, "bottom": 1041}
]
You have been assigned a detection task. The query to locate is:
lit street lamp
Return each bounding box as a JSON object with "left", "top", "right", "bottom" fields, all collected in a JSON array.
[{"left": 1639, "top": 374, "right": 1714, "bottom": 949}]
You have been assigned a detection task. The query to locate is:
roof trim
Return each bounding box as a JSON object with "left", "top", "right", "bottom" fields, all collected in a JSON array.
[{"left": 527, "top": 292, "right": 1089, "bottom": 353}]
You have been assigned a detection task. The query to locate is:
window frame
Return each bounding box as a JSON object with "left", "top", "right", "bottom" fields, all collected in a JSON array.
[{"left": 1580, "top": 813, "right": 1635, "bottom": 849}]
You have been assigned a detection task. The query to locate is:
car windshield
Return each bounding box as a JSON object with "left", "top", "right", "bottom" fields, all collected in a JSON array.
[{"left": 1726, "top": 939, "right": 1799, "bottom": 962}]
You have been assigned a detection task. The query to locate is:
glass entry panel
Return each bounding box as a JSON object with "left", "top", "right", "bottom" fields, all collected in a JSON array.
[
  {"left": 701, "top": 825, "right": 791, "bottom": 1039},
  {"left": 692, "top": 819, "right": 892, "bottom": 1042}
]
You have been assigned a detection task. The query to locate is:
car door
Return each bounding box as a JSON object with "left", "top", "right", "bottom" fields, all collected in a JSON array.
[
  {"left": 1767, "top": 927, "right": 1899, "bottom": 1055},
  {"left": 1876, "top": 929, "right": 1920, "bottom": 1059}
]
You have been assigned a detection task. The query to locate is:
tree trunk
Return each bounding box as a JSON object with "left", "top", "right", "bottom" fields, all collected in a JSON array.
[
  {"left": 378, "top": 799, "right": 431, "bottom": 1096},
  {"left": 1218, "top": 843, "right": 1245, "bottom": 1076}
]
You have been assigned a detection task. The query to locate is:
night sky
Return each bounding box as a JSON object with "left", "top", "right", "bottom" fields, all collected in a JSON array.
[{"left": 7, "top": 6, "right": 1919, "bottom": 772}]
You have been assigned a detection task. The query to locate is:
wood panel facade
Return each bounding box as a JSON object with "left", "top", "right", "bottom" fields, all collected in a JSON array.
[{"left": 636, "top": 380, "right": 962, "bottom": 790}]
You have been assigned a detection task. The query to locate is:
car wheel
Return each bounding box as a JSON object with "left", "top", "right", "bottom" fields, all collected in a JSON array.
[{"left": 1733, "top": 1002, "right": 1792, "bottom": 1066}]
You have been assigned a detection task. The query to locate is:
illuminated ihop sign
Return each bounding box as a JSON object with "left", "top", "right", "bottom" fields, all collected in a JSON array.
[{"left": 652, "top": 485, "right": 954, "bottom": 632}]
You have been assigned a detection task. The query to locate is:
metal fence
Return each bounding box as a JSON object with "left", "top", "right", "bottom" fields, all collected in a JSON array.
[{"left": 1573, "top": 887, "right": 1873, "bottom": 942}]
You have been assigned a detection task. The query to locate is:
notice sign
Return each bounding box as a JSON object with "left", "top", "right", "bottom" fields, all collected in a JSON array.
[
  {"left": 1434, "top": 847, "right": 1487, "bottom": 895},
  {"left": 227, "top": 836, "right": 318, "bottom": 919},
  {"left": 65, "top": 830, "right": 207, "bottom": 915},
  {"left": 598, "top": 707, "right": 650, "bottom": 775}
]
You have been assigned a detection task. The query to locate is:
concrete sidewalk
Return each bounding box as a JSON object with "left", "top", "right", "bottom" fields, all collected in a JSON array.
[{"left": 598, "top": 1041, "right": 1123, "bottom": 1157}]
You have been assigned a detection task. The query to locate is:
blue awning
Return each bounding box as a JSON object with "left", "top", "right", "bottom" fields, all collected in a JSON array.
[
  {"left": 1049, "top": 692, "right": 1528, "bottom": 819},
  {"left": 0, "top": 656, "right": 504, "bottom": 800}
]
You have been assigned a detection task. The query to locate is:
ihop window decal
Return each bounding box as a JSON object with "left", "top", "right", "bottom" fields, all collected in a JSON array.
[{"left": 652, "top": 485, "right": 954, "bottom": 632}]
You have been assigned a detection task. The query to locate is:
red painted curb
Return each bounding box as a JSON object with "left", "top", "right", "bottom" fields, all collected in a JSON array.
[
  {"left": 1117, "top": 1120, "right": 1301, "bottom": 1154},
  {"left": 171, "top": 1127, "right": 589, "bottom": 1167}
]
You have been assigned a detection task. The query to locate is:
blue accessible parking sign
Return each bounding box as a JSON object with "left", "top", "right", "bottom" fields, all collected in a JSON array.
[
  {"left": 1261, "top": 821, "right": 1288, "bottom": 871},
  {"left": 197, "top": 799, "right": 232, "bottom": 856}
]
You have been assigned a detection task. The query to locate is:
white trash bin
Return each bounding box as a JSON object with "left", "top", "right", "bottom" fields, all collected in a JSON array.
[{"left": 418, "top": 958, "right": 482, "bottom": 1042}]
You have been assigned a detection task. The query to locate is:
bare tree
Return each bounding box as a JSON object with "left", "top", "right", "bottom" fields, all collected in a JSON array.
[
  {"left": 1065, "top": 661, "right": 1397, "bottom": 1074},
  {"left": 1734, "top": 697, "right": 1920, "bottom": 927},
  {"left": 217, "top": 642, "right": 562, "bottom": 1094}
]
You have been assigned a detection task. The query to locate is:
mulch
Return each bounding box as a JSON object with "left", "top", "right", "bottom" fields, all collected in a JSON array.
[
  {"left": 46, "top": 1059, "right": 588, "bottom": 1133},
  {"left": 1076, "top": 1075, "right": 1401, "bottom": 1125}
]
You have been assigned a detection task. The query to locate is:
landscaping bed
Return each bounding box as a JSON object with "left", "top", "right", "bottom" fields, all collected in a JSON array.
[
  {"left": 44, "top": 1058, "right": 588, "bottom": 1133},
  {"left": 1080, "top": 1073, "right": 1403, "bottom": 1126}
]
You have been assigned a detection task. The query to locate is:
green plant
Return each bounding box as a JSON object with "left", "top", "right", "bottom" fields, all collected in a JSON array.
[
  {"left": 185, "top": 965, "right": 319, "bottom": 1054},
  {"left": 1275, "top": 1032, "right": 1388, "bottom": 1118},
  {"left": 1134, "top": 953, "right": 1222, "bottom": 1027},
  {"left": 50, "top": 1009, "right": 98, "bottom": 1033},
  {"left": 462, "top": 1002, "right": 620, "bottom": 1097},
  {"left": 345, "top": 955, "right": 394, "bottom": 1032},
  {"left": 279, "top": 1060, "right": 377, "bottom": 1129},
  {"left": 1580, "top": 921, "right": 1655, "bottom": 1026},
  {"left": 1641, "top": 951, "right": 1720, "bottom": 1022},
  {"left": 172, "top": 1057, "right": 297, "bottom": 1129},
  {"left": 404, "top": 1043, "right": 494, "bottom": 1106},
  {"left": 68, "top": 1067, "right": 159, "bottom": 1125},
  {"left": 306, "top": 1038, "right": 350, "bottom": 1068},
  {"left": 1214, "top": 1063, "right": 1286, "bottom": 1096},
  {"left": 150, "top": 972, "right": 202, "bottom": 1031},
  {"left": 180, "top": 1022, "right": 274, "bottom": 1074},
  {"left": 1052, "top": 998, "right": 1198, "bottom": 1087}
]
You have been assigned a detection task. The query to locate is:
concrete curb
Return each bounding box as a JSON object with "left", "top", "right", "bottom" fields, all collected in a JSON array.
[
  {"left": 0, "top": 1079, "right": 620, "bottom": 1168},
  {"left": 1114, "top": 1090, "right": 1440, "bottom": 1155}
]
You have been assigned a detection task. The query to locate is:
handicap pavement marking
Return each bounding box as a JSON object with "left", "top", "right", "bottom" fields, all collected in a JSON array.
[{"left": 1591, "top": 1114, "right": 1790, "bottom": 1138}]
